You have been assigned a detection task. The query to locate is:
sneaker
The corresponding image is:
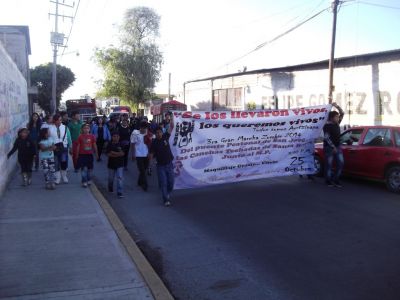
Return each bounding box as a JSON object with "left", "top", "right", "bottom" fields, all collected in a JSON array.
[
  {"left": 61, "top": 173, "right": 68, "bottom": 183},
  {"left": 45, "top": 183, "right": 51, "bottom": 190},
  {"left": 334, "top": 181, "right": 343, "bottom": 188},
  {"left": 87, "top": 180, "right": 92, "bottom": 186},
  {"left": 82, "top": 182, "right": 88, "bottom": 188},
  {"left": 326, "top": 180, "right": 334, "bottom": 187},
  {"left": 50, "top": 183, "right": 56, "bottom": 190},
  {"left": 117, "top": 193, "right": 124, "bottom": 198},
  {"left": 28, "top": 178, "right": 32, "bottom": 185},
  {"left": 164, "top": 201, "right": 171, "bottom": 207}
]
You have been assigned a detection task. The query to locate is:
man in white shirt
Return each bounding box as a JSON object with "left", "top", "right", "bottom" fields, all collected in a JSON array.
[{"left": 130, "top": 121, "right": 151, "bottom": 191}]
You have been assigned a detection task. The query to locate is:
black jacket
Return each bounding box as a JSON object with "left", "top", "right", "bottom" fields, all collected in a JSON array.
[{"left": 7, "top": 137, "right": 36, "bottom": 161}]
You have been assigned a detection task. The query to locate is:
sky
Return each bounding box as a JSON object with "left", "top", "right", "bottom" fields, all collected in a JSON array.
[{"left": 1, "top": 0, "right": 399, "bottom": 101}]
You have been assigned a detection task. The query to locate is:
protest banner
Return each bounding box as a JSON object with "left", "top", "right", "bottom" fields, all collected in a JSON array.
[{"left": 170, "top": 104, "right": 331, "bottom": 189}]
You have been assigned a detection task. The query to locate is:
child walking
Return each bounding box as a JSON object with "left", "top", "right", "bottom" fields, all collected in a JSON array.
[
  {"left": 38, "top": 127, "right": 56, "bottom": 189},
  {"left": 106, "top": 132, "right": 125, "bottom": 198},
  {"left": 76, "top": 124, "right": 98, "bottom": 187},
  {"left": 7, "top": 128, "right": 36, "bottom": 186}
]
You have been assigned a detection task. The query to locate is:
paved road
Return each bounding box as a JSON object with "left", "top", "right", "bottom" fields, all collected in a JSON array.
[{"left": 93, "top": 158, "right": 400, "bottom": 300}]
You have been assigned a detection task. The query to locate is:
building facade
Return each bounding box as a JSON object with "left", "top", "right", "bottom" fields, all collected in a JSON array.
[{"left": 184, "top": 49, "right": 400, "bottom": 127}]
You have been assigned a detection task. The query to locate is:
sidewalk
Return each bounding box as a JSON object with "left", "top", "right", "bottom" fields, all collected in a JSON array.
[{"left": 0, "top": 168, "right": 160, "bottom": 299}]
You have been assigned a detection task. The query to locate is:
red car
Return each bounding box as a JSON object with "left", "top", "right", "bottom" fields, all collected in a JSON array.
[{"left": 314, "top": 126, "right": 400, "bottom": 193}]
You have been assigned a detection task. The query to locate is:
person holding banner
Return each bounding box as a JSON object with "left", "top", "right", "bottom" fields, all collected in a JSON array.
[
  {"left": 149, "top": 125, "right": 174, "bottom": 207},
  {"left": 323, "top": 102, "right": 345, "bottom": 187},
  {"left": 130, "top": 121, "right": 151, "bottom": 191}
]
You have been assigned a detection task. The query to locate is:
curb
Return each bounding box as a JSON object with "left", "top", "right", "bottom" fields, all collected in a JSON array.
[{"left": 89, "top": 183, "right": 174, "bottom": 300}]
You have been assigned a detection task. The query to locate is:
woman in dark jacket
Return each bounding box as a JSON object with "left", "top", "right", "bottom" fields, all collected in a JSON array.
[
  {"left": 91, "top": 117, "right": 111, "bottom": 161},
  {"left": 27, "top": 112, "right": 42, "bottom": 170}
]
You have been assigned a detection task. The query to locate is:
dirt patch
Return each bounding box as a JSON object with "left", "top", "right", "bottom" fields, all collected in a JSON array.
[{"left": 209, "top": 278, "right": 244, "bottom": 291}]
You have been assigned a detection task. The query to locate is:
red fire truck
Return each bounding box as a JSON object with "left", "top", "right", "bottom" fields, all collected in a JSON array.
[
  {"left": 66, "top": 98, "right": 97, "bottom": 122},
  {"left": 151, "top": 100, "right": 187, "bottom": 123}
]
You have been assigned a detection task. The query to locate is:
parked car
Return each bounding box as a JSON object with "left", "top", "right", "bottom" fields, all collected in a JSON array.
[{"left": 314, "top": 126, "right": 400, "bottom": 193}]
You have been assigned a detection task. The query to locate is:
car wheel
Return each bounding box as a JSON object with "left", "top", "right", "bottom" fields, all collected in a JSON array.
[
  {"left": 314, "top": 155, "right": 323, "bottom": 177},
  {"left": 385, "top": 166, "right": 400, "bottom": 193}
]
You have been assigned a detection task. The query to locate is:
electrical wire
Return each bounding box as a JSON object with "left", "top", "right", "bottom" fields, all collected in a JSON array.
[
  {"left": 231, "top": 0, "right": 313, "bottom": 30},
  {"left": 61, "top": 0, "right": 81, "bottom": 57},
  {"left": 196, "top": 6, "right": 329, "bottom": 80},
  {"left": 358, "top": 1, "right": 400, "bottom": 10}
]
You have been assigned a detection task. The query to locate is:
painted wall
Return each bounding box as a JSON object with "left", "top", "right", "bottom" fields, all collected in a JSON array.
[
  {"left": 185, "top": 57, "right": 400, "bottom": 127},
  {"left": 0, "top": 42, "right": 28, "bottom": 195}
]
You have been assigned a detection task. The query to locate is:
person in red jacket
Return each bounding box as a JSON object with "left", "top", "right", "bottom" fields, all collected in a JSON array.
[{"left": 76, "top": 124, "right": 98, "bottom": 187}]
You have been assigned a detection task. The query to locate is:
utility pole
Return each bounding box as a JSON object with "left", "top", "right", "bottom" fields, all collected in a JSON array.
[
  {"left": 328, "top": 0, "right": 339, "bottom": 104},
  {"left": 168, "top": 72, "right": 171, "bottom": 101},
  {"left": 50, "top": 0, "right": 59, "bottom": 115},
  {"left": 49, "top": 0, "right": 74, "bottom": 114}
]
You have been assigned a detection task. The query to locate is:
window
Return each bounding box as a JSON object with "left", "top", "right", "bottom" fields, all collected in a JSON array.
[
  {"left": 340, "top": 129, "right": 364, "bottom": 145},
  {"left": 213, "top": 88, "right": 242, "bottom": 110},
  {"left": 362, "top": 128, "right": 392, "bottom": 147},
  {"left": 213, "top": 89, "right": 227, "bottom": 110},
  {"left": 394, "top": 130, "right": 400, "bottom": 147}
]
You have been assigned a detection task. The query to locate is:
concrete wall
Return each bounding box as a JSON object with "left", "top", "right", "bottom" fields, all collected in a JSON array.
[
  {"left": 0, "top": 42, "right": 28, "bottom": 196},
  {"left": 185, "top": 57, "right": 400, "bottom": 127},
  {"left": 185, "top": 80, "right": 213, "bottom": 111},
  {"left": 0, "top": 28, "right": 30, "bottom": 84}
]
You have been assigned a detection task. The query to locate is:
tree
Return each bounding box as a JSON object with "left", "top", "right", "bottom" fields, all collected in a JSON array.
[
  {"left": 94, "top": 6, "right": 163, "bottom": 108},
  {"left": 30, "top": 63, "right": 75, "bottom": 112}
]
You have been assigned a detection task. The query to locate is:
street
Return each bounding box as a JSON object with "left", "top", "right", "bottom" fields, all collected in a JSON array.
[{"left": 93, "top": 158, "right": 400, "bottom": 300}]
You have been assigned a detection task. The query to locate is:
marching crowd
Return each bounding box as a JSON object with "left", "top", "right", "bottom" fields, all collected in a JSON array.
[
  {"left": 7, "top": 103, "right": 345, "bottom": 206},
  {"left": 7, "top": 111, "right": 175, "bottom": 207}
]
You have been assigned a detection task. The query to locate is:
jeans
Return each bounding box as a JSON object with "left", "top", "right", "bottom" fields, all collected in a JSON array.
[
  {"left": 122, "top": 143, "right": 130, "bottom": 168},
  {"left": 72, "top": 141, "right": 79, "bottom": 170},
  {"left": 81, "top": 167, "right": 92, "bottom": 183},
  {"left": 108, "top": 167, "right": 123, "bottom": 193},
  {"left": 97, "top": 139, "right": 105, "bottom": 158},
  {"left": 324, "top": 146, "right": 344, "bottom": 182},
  {"left": 156, "top": 162, "right": 174, "bottom": 203},
  {"left": 54, "top": 148, "right": 68, "bottom": 171},
  {"left": 136, "top": 157, "right": 149, "bottom": 188},
  {"left": 32, "top": 141, "right": 39, "bottom": 169}
]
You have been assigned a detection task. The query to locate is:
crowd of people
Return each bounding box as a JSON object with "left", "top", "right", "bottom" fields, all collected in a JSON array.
[
  {"left": 7, "top": 103, "right": 345, "bottom": 206},
  {"left": 7, "top": 111, "right": 175, "bottom": 207}
]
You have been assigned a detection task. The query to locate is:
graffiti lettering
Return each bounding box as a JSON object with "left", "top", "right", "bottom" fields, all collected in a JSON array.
[
  {"left": 398, "top": 92, "right": 400, "bottom": 114},
  {"left": 379, "top": 91, "right": 393, "bottom": 115},
  {"left": 355, "top": 92, "right": 367, "bottom": 115}
]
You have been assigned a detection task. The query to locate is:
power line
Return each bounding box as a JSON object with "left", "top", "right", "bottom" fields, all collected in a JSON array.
[
  {"left": 358, "top": 1, "right": 400, "bottom": 10},
  {"left": 61, "top": 0, "right": 81, "bottom": 57},
  {"left": 200, "top": 6, "right": 328, "bottom": 79},
  {"left": 230, "top": 0, "right": 315, "bottom": 30}
]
